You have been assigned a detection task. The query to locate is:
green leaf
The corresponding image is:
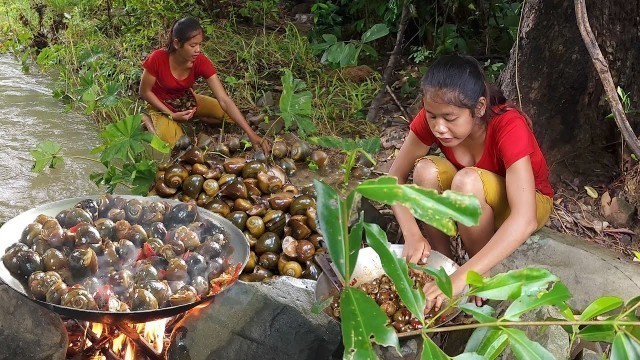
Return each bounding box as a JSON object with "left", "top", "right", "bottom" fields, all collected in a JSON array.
[
  {"left": 355, "top": 177, "right": 481, "bottom": 236},
  {"left": 470, "top": 268, "right": 559, "bottom": 301},
  {"left": 98, "top": 114, "right": 148, "bottom": 162},
  {"left": 278, "top": 69, "right": 314, "bottom": 136},
  {"left": 149, "top": 135, "right": 171, "bottom": 154},
  {"left": 361, "top": 23, "right": 390, "bottom": 43},
  {"left": 322, "top": 33, "right": 337, "bottom": 44},
  {"left": 341, "top": 287, "right": 399, "bottom": 359},
  {"left": 611, "top": 333, "right": 640, "bottom": 360},
  {"left": 420, "top": 333, "right": 450, "bottom": 360},
  {"left": 466, "top": 271, "right": 485, "bottom": 287},
  {"left": 30, "top": 140, "right": 63, "bottom": 172},
  {"left": 361, "top": 44, "right": 378, "bottom": 58},
  {"left": 465, "top": 327, "right": 508, "bottom": 360},
  {"left": 314, "top": 179, "right": 359, "bottom": 282},
  {"left": 364, "top": 223, "right": 425, "bottom": 320},
  {"left": 124, "top": 160, "right": 157, "bottom": 195},
  {"left": 503, "top": 282, "right": 571, "bottom": 320},
  {"left": 459, "top": 303, "right": 497, "bottom": 323},
  {"left": 310, "top": 136, "right": 357, "bottom": 151},
  {"left": 452, "top": 353, "right": 487, "bottom": 360},
  {"left": 579, "top": 296, "right": 624, "bottom": 321},
  {"left": 99, "top": 81, "right": 121, "bottom": 107},
  {"left": 311, "top": 296, "right": 334, "bottom": 315},
  {"left": 578, "top": 324, "right": 615, "bottom": 342},
  {"left": 356, "top": 137, "right": 381, "bottom": 154},
  {"left": 340, "top": 43, "right": 359, "bottom": 67},
  {"left": 409, "top": 263, "right": 452, "bottom": 299},
  {"left": 502, "top": 327, "right": 555, "bottom": 360}
]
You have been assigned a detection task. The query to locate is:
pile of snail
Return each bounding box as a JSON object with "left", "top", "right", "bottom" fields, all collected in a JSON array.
[
  {"left": 165, "top": 90, "right": 197, "bottom": 112},
  {"left": 1, "top": 195, "right": 240, "bottom": 312},
  {"left": 328, "top": 271, "right": 442, "bottom": 333},
  {"left": 151, "top": 141, "right": 326, "bottom": 282}
]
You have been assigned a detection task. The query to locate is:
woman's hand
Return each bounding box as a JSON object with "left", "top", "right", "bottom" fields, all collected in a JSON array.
[
  {"left": 250, "top": 134, "right": 271, "bottom": 155},
  {"left": 424, "top": 271, "right": 467, "bottom": 313},
  {"left": 171, "top": 109, "right": 196, "bottom": 122},
  {"left": 402, "top": 235, "right": 432, "bottom": 265}
]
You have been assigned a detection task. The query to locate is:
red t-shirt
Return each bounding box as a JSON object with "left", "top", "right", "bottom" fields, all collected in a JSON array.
[
  {"left": 142, "top": 49, "right": 217, "bottom": 111},
  {"left": 409, "top": 107, "right": 554, "bottom": 197}
]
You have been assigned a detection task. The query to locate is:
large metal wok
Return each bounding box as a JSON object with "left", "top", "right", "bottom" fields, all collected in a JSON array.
[
  {"left": 0, "top": 195, "right": 249, "bottom": 324},
  {"left": 315, "top": 245, "right": 465, "bottom": 337}
]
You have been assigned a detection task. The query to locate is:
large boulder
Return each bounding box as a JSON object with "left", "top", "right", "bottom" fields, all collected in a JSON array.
[
  {"left": 167, "top": 277, "right": 341, "bottom": 360},
  {"left": 0, "top": 281, "right": 67, "bottom": 360}
]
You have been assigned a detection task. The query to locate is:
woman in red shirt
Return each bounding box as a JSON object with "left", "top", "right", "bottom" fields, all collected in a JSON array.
[
  {"left": 388, "top": 55, "right": 553, "bottom": 310},
  {"left": 139, "top": 17, "right": 269, "bottom": 153}
]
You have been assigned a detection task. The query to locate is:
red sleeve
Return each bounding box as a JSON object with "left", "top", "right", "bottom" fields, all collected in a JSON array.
[
  {"left": 409, "top": 108, "right": 436, "bottom": 146},
  {"left": 195, "top": 54, "right": 217, "bottom": 79},
  {"left": 495, "top": 111, "right": 534, "bottom": 169},
  {"left": 141, "top": 49, "right": 162, "bottom": 78}
]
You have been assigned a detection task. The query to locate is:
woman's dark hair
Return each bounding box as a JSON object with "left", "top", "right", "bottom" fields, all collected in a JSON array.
[
  {"left": 166, "top": 17, "right": 203, "bottom": 53},
  {"left": 421, "top": 55, "right": 528, "bottom": 125}
]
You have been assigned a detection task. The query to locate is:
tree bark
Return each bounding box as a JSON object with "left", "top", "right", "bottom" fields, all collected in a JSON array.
[{"left": 498, "top": 0, "right": 640, "bottom": 173}]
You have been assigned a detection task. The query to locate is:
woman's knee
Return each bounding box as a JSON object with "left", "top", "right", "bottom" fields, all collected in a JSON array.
[
  {"left": 413, "top": 158, "right": 440, "bottom": 189},
  {"left": 451, "top": 168, "right": 484, "bottom": 195}
]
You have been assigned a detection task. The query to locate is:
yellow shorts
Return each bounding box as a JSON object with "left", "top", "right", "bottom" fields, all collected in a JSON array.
[
  {"left": 146, "top": 94, "right": 230, "bottom": 147},
  {"left": 418, "top": 155, "right": 553, "bottom": 231}
]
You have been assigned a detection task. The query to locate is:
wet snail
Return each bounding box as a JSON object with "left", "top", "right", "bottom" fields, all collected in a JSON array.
[{"left": 1, "top": 195, "right": 241, "bottom": 313}]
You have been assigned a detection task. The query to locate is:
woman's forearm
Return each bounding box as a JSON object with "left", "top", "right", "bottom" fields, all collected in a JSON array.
[
  {"left": 218, "top": 97, "right": 259, "bottom": 138},
  {"left": 457, "top": 214, "right": 538, "bottom": 279},
  {"left": 392, "top": 204, "right": 424, "bottom": 241},
  {"left": 141, "top": 90, "right": 174, "bottom": 117}
]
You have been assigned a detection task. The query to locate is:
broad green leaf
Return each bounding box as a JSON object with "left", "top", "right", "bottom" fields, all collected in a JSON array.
[
  {"left": 452, "top": 353, "right": 486, "bottom": 360},
  {"left": 149, "top": 135, "right": 171, "bottom": 153},
  {"left": 322, "top": 33, "right": 337, "bottom": 44},
  {"left": 364, "top": 223, "right": 425, "bottom": 320},
  {"left": 279, "top": 69, "right": 314, "bottom": 136},
  {"left": 340, "top": 43, "right": 359, "bottom": 67},
  {"left": 98, "top": 114, "right": 148, "bottom": 162},
  {"left": 409, "top": 263, "right": 452, "bottom": 299},
  {"left": 465, "top": 327, "right": 508, "bottom": 360},
  {"left": 611, "top": 333, "right": 640, "bottom": 360},
  {"left": 577, "top": 324, "right": 615, "bottom": 342},
  {"left": 503, "top": 282, "right": 571, "bottom": 320},
  {"left": 579, "top": 296, "right": 624, "bottom": 321},
  {"left": 361, "top": 44, "right": 378, "bottom": 58},
  {"left": 470, "top": 268, "right": 559, "bottom": 301},
  {"left": 584, "top": 186, "right": 598, "bottom": 199},
  {"left": 31, "top": 140, "right": 63, "bottom": 172},
  {"left": 421, "top": 333, "right": 449, "bottom": 360},
  {"left": 459, "top": 303, "right": 497, "bottom": 323},
  {"left": 99, "top": 81, "right": 120, "bottom": 107},
  {"left": 341, "top": 287, "right": 399, "bottom": 359},
  {"left": 502, "top": 328, "right": 554, "bottom": 360},
  {"left": 466, "top": 271, "right": 485, "bottom": 287},
  {"left": 356, "top": 137, "right": 381, "bottom": 154},
  {"left": 314, "top": 179, "right": 359, "bottom": 281},
  {"left": 125, "top": 160, "right": 157, "bottom": 195},
  {"left": 361, "top": 23, "right": 390, "bottom": 43},
  {"left": 325, "top": 42, "right": 346, "bottom": 65},
  {"left": 355, "top": 177, "right": 481, "bottom": 236}
]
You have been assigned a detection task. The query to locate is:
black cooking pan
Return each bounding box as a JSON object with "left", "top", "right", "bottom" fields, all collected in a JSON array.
[{"left": 0, "top": 195, "right": 249, "bottom": 324}]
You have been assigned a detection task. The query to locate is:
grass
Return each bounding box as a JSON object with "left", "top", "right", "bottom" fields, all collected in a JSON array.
[{"left": 0, "top": 0, "right": 384, "bottom": 141}]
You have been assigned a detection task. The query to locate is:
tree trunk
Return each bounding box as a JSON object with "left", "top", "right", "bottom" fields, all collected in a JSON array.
[{"left": 498, "top": 0, "right": 640, "bottom": 174}]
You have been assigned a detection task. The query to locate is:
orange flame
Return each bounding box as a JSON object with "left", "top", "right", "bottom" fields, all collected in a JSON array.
[
  {"left": 112, "top": 333, "right": 127, "bottom": 354},
  {"left": 136, "top": 318, "right": 169, "bottom": 353},
  {"left": 91, "top": 323, "right": 104, "bottom": 338}
]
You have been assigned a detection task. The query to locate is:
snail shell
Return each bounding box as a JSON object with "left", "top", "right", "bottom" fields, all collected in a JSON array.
[{"left": 164, "top": 164, "right": 189, "bottom": 188}]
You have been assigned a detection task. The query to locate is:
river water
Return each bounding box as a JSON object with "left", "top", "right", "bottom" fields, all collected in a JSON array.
[{"left": 0, "top": 54, "right": 104, "bottom": 223}]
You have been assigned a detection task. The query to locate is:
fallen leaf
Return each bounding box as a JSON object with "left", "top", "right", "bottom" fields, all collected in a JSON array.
[{"left": 584, "top": 185, "right": 598, "bottom": 199}]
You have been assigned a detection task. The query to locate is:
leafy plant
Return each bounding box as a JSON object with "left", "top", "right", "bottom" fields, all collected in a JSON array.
[
  {"left": 315, "top": 176, "right": 640, "bottom": 359},
  {"left": 313, "top": 23, "right": 389, "bottom": 68},
  {"left": 309, "top": 135, "right": 380, "bottom": 184},
  {"left": 31, "top": 114, "right": 169, "bottom": 194},
  {"left": 606, "top": 87, "right": 637, "bottom": 119},
  {"left": 278, "top": 69, "right": 315, "bottom": 137}
]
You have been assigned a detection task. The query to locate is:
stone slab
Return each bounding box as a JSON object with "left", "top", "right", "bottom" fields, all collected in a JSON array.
[
  {"left": 493, "top": 227, "right": 640, "bottom": 311},
  {"left": 167, "top": 277, "right": 341, "bottom": 360},
  {"left": 0, "top": 282, "right": 67, "bottom": 360}
]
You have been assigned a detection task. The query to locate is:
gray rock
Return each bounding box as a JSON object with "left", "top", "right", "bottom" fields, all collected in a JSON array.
[
  {"left": 167, "top": 277, "right": 341, "bottom": 360},
  {"left": 500, "top": 306, "right": 569, "bottom": 360},
  {"left": 375, "top": 337, "right": 422, "bottom": 360},
  {"left": 582, "top": 348, "right": 603, "bottom": 360},
  {"left": 0, "top": 282, "right": 67, "bottom": 360},
  {"left": 493, "top": 227, "right": 640, "bottom": 311},
  {"left": 256, "top": 91, "right": 275, "bottom": 108}
]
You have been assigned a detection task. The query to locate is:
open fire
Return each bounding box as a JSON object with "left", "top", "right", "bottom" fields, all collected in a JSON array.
[{"left": 65, "top": 315, "right": 177, "bottom": 360}]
